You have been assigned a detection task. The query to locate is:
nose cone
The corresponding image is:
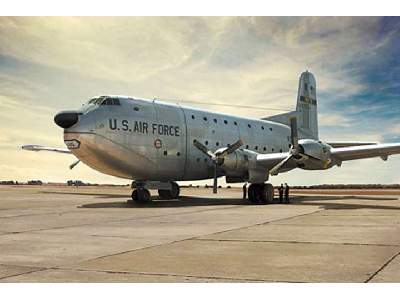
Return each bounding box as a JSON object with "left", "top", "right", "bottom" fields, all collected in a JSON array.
[{"left": 54, "top": 111, "right": 79, "bottom": 129}]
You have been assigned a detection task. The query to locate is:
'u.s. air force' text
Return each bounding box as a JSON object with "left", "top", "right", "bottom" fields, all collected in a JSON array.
[{"left": 108, "top": 119, "right": 180, "bottom": 136}]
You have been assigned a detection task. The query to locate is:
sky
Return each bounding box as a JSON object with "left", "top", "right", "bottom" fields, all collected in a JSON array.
[{"left": 1, "top": 16, "right": 400, "bottom": 185}]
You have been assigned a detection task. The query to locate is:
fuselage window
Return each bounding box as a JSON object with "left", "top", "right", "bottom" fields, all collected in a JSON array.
[
  {"left": 280, "top": 149, "right": 283, "bottom": 153},
  {"left": 261, "top": 126, "right": 264, "bottom": 130},
  {"left": 213, "top": 118, "right": 217, "bottom": 123},
  {"left": 255, "top": 146, "right": 258, "bottom": 150},
  {"left": 263, "top": 147, "right": 267, "bottom": 151},
  {"left": 163, "top": 151, "right": 168, "bottom": 156},
  {"left": 191, "top": 115, "right": 195, "bottom": 119},
  {"left": 224, "top": 120, "right": 228, "bottom": 124},
  {"left": 234, "top": 121, "right": 238, "bottom": 126},
  {"left": 134, "top": 107, "right": 139, "bottom": 111},
  {"left": 246, "top": 145, "right": 249, "bottom": 149},
  {"left": 269, "top": 128, "right": 273, "bottom": 131},
  {"left": 248, "top": 124, "right": 251, "bottom": 128},
  {"left": 177, "top": 152, "right": 181, "bottom": 156},
  {"left": 272, "top": 148, "right": 274, "bottom": 152},
  {"left": 216, "top": 142, "right": 220, "bottom": 146},
  {"left": 203, "top": 117, "right": 208, "bottom": 121},
  {"left": 205, "top": 141, "right": 209, "bottom": 145}
]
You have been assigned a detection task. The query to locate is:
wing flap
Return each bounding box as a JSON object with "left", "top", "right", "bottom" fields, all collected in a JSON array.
[{"left": 327, "top": 141, "right": 377, "bottom": 148}]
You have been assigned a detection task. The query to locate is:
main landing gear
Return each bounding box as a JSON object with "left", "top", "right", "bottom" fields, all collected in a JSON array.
[
  {"left": 129, "top": 181, "right": 180, "bottom": 204},
  {"left": 248, "top": 183, "right": 274, "bottom": 205}
]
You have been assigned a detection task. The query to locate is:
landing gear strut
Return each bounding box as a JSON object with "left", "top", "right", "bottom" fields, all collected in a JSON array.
[{"left": 248, "top": 183, "right": 274, "bottom": 204}]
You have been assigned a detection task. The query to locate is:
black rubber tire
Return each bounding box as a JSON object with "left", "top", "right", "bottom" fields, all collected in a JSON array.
[
  {"left": 248, "top": 184, "right": 259, "bottom": 204},
  {"left": 259, "top": 184, "right": 268, "bottom": 204},
  {"left": 158, "top": 182, "right": 180, "bottom": 199},
  {"left": 171, "top": 182, "right": 180, "bottom": 199},
  {"left": 158, "top": 189, "right": 170, "bottom": 199},
  {"left": 131, "top": 189, "right": 138, "bottom": 201},
  {"left": 135, "top": 189, "right": 151, "bottom": 203},
  {"left": 266, "top": 183, "right": 274, "bottom": 203}
]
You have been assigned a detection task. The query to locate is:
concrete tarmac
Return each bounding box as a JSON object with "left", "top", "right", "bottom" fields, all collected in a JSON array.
[{"left": 0, "top": 185, "right": 399, "bottom": 282}]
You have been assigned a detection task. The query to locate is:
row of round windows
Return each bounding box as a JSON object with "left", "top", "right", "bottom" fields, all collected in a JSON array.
[
  {"left": 191, "top": 114, "right": 273, "bottom": 130},
  {"left": 162, "top": 144, "right": 291, "bottom": 157}
]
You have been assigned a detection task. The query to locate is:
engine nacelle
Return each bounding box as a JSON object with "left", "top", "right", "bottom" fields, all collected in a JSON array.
[
  {"left": 297, "top": 139, "right": 333, "bottom": 170},
  {"left": 222, "top": 149, "right": 250, "bottom": 178}
]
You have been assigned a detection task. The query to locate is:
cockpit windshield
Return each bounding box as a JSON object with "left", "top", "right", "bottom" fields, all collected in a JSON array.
[{"left": 88, "top": 97, "right": 120, "bottom": 106}]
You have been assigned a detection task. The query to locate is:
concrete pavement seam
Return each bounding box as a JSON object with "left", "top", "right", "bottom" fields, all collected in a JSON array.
[{"left": 364, "top": 248, "right": 400, "bottom": 283}]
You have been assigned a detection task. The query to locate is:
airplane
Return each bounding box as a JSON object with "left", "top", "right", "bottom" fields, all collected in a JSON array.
[{"left": 22, "top": 71, "right": 400, "bottom": 204}]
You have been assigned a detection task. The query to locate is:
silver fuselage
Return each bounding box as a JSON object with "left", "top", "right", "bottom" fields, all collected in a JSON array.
[{"left": 64, "top": 97, "right": 291, "bottom": 181}]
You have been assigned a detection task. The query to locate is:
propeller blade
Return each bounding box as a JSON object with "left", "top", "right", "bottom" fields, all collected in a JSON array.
[
  {"left": 213, "top": 164, "right": 218, "bottom": 194},
  {"left": 218, "top": 139, "right": 244, "bottom": 158},
  {"left": 290, "top": 117, "right": 299, "bottom": 150},
  {"left": 69, "top": 160, "right": 80, "bottom": 170},
  {"left": 269, "top": 154, "right": 292, "bottom": 176},
  {"left": 193, "top": 139, "right": 215, "bottom": 160}
]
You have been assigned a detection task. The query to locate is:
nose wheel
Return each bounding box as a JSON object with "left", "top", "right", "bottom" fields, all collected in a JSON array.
[
  {"left": 131, "top": 188, "right": 151, "bottom": 203},
  {"left": 158, "top": 182, "right": 180, "bottom": 199},
  {"left": 248, "top": 183, "right": 274, "bottom": 204}
]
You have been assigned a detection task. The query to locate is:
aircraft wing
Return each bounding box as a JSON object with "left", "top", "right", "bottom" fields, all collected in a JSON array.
[
  {"left": 330, "top": 143, "right": 400, "bottom": 161},
  {"left": 255, "top": 152, "right": 296, "bottom": 171},
  {"left": 21, "top": 145, "right": 72, "bottom": 154},
  {"left": 327, "top": 141, "right": 377, "bottom": 148}
]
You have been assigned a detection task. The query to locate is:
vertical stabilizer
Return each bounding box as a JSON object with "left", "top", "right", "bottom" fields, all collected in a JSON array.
[
  {"left": 263, "top": 71, "right": 318, "bottom": 140},
  {"left": 296, "top": 71, "right": 318, "bottom": 140}
]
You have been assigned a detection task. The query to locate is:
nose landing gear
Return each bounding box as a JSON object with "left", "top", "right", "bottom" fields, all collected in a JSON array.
[
  {"left": 129, "top": 181, "right": 180, "bottom": 204},
  {"left": 158, "top": 182, "right": 180, "bottom": 200},
  {"left": 131, "top": 188, "right": 151, "bottom": 203},
  {"left": 248, "top": 183, "right": 274, "bottom": 204}
]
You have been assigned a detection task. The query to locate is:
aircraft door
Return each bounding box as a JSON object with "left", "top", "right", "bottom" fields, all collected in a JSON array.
[{"left": 153, "top": 102, "right": 187, "bottom": 180}]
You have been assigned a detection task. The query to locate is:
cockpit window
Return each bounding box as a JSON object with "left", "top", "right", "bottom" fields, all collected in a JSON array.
[
  {"left": 101, "top": 98, "right": 120, "bottom": 105},
  {"left": 88, "top": 97, "right": 120, "bottom": 106}
]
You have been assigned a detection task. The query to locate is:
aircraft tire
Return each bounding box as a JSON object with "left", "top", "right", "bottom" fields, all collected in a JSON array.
[
  {"left": 248, "top": 184, "right": 260, "bottom": 204},
  {"left": 170, "top": 182, "right": 180, "bottom": 199},
  {"left": 260, "top": 183, "right": 274, "bottom": 204},
  {"left": 158, "top": 182, "right": 180, "bottom": 199},
  {"left": 131, "top": 189, "right": 138, "bottom": 202},
  {"left": 134, "top": 189, "right": 151, "bottom": 203}
]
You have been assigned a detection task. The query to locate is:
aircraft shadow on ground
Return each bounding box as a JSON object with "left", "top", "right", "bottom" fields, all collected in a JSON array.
[
  {"left": 79, "top": 196, "right": 248, "bottom": 208},
  {"left": 75, "top": 193, "right": 400, "bottom": 210}
]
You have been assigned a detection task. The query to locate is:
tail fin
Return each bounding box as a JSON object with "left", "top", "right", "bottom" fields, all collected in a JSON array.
[{"left": 263, "top": 71, "right": 318, "bottom": 140}]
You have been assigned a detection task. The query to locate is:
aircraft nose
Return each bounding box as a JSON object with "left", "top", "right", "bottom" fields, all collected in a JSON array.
[{"left": 54, "top": 111, "right": 80, "bottom": 129}]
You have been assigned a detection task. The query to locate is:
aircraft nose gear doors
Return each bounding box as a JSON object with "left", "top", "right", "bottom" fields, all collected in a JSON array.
[{"left": 248, "top": 183, "right": 274, "bottom": 204}]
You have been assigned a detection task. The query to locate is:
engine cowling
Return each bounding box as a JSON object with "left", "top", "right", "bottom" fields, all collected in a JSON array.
[{"left": 297, "top": 139, "right": 333, "bottom": 170}]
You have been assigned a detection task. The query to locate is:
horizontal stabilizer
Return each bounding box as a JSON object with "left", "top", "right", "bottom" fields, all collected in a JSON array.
[{"left": 21, "top": 145, "right": 72, "bottom": 154}]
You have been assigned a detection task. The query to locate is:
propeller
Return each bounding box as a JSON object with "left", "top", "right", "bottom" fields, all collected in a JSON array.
[
  {"left": 269, "top": 117, "right": 303, "bottom": 176},
  {"left": 69, "top": 160, "right": 81, "bottom": 170},
  {"left": 193, "top": 139, "right": 243, "bottom": 193}
]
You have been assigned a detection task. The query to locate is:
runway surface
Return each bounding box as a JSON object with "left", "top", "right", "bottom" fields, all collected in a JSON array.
[{"left": 0, "top": 185, "right": 399, "bottom": 282}]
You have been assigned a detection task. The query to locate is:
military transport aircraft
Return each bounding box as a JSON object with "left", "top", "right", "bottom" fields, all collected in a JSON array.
[{"left": 22, "top": 71, "right": 400, "bottom": 204}]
